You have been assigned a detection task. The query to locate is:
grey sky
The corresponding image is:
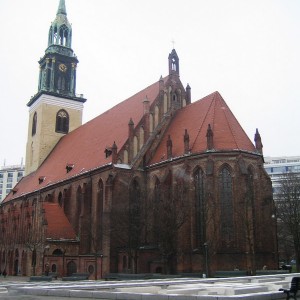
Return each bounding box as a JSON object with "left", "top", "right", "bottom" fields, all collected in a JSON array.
[{"left": 0, "top": 0, "right": 299, "bottom": 166}]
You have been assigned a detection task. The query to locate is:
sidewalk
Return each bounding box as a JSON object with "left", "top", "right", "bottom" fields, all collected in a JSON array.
[
  {"left": 0, "top": 275, "right": 33, "bottom": 282},
  {"left": 1, "top": 276, "right": 92, "bottom": 300},
  {"left": 0, "top": 275, "right": 29, "bottom": 283}
]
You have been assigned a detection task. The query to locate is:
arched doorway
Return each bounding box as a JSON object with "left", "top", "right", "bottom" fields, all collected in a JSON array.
[
  {"left": 14, "top": 249, "right": 19, "bottom": 276},
  {"left": 21, "top": 251, "right": 27, "bottom": 276},
  {"left": 14, "top": 259, "right": 19, "bottom": 276},
  {"left": 66, "top": 261, "right": 77, "bottom": 276}
]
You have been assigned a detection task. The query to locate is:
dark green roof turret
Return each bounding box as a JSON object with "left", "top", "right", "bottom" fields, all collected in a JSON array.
[
  {"left": 33, "top": 0, "right": 82, "bottom": 100},
  {"left": 47, "top": 0, "right": 72, "bottom": 49}
]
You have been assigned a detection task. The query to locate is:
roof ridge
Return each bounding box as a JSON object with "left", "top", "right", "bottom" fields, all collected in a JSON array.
[
  {"left": 190, "top": 92, "right": 218, "bottom": 151},
  {"left": 81, "top": 77, "right": 165, "bottom": 128},
  {"left": 218, "top": 95, "right": 240, "bottom": 149},
  {"left": 211, "top": 92, "right": 218, "bottom": 132}
]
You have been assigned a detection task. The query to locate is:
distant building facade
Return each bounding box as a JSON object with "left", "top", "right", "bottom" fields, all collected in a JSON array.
[
  {"left": 264, "top": 156, "right": 300, "bottom": 199},
  {"left": 0, "top": 165, "right": 24, "bottom": 202}
]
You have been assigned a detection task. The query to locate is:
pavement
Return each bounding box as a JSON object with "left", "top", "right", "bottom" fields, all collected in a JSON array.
[
  {"left": 0, "top": 274, "right": 296, "bottom": 299},
  {"left": 0, "top": 276, "right": 98, "bottom": 299}
]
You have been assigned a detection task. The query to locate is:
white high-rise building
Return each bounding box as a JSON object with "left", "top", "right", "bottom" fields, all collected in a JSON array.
[
  {"left": 264, "top": 156, "right": 300, "bottom": 198},
  {"left": 0, "top": 165, "right": 25, "bottom": 202}
]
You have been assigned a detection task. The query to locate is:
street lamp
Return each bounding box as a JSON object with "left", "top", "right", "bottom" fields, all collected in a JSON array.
[
  {"left": 203, "top": 242, "right": 208, "bottom": 278},
  {"left": 100, "top": 254, "right": 104, "bottom": 279},
  {"left": 61, "top": 248, "right": 66, "bottom": 278}
]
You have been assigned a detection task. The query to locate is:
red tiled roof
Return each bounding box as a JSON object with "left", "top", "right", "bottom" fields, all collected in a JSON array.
[
  {"left": 5, "top": 85, "right": 256, "bottom": 202},
  {"left": 43, "top": 202, "right": 76, "bottom": 240},
  {"left": 4, "top": 79, "right": 162, "bottom": 202},
  {"left": 150, "top": 91, "right": 256, "bottom": 164}
]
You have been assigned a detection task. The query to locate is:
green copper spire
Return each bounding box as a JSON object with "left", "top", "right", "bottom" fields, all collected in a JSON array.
[
  {"left": 57, "top": 0, "right": 67, "bottom": 15},
  {"left": 36, "top": 0, "right": 79, "bottom": 97},
  {"left": 29, "top": 0, "right": 86, "bottom": 104},
  {"left": 47, "top": 0, "right": 72, "bottom": 48}
]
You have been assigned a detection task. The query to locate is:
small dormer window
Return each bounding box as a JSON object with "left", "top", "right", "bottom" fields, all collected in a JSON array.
[
  {"left": 66, "top": 163, "right": 74, "bottom": 173},
  {"left": 39, "top": 176, "right": 46, "bottom": 184},
  {"left": 105, "top": 148, "right": 112, "bottom": 158}
]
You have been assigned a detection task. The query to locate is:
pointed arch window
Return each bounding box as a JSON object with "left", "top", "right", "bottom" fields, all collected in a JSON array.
[
  {"left": 58, "top": 192, "right": 63, "bottom": 207},
  {"left": 123, "top": 150, "right": 129, "bottom": 164},
  {"left": 55, "top": 109, "right": 69, "bottom": 134},
  {"left": 153, "top": 177, "right": 161, "bottom": 244},
  {"left": 75, "top": 186, "right": 83, "bottom": 235},
  {"left": 194, "top": 168, "right": 205, "bottom": 245},
  {"left": 59, "top": 25, "right": 70, "bottom": 46},
  {"left": 139, "top": 127, "right": 144, "bottom": 150},
  {"left": 219, "top": 166, "right": 234, "bottom": 245},
  {"left": 129, "top": 179, "right": 142, "bottom": 252},
  {"left": 247, "top": 167, "right": 254, "bottom": 204},
  {"left": 246, "top": 167, "right": 255, "bottom": 225},
  {"left": 163, "top": 93, "right": 168, "bottom": 113},
  {"left": 154, "top": 106, "right": 159, "bottom": 128},
  {"left": 58, "top": 76, "right": 66, "bottom": 91},
  {"left": 149, "top": 113, "right": 154, "bottom": 133},
  {"left": 32, "top": 112, "right": 37, "bottom": 136},
  {"left": 133, "top": 136, "right": 138, "bottom": 157},
  {"left": 52, "top": 25, "right": 70, "bottom": 47},
  {"left": 171, "top": 58, "right": 177, "bottom": 71},
  {"left": 97, "top": 180, "right": 104, "bottom": 251}
]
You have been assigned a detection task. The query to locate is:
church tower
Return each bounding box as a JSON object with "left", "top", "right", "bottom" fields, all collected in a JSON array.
[{"left": 25, "top": 0, "right": 86, "bottom": 175}]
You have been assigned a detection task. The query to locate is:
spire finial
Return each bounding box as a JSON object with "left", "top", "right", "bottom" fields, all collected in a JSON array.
[
  {"left": 254, "top": 128, "right": 263, "bottom": 154},
  {"left": 57, "top": 0, "right": 67, "bottom": 15},
  {"left": 171, "top": 39, "right": 175, "bottom": 49},
  {"left": 206, "top": 124, "right": 214, "bottom": 150}
]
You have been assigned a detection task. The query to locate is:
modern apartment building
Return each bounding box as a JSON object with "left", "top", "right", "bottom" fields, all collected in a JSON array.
[
  {"left": 264, "top": 156, "right": 300, "bottom": 197},
  {"left": 0, "top": 165, "right": 25, "bottom": 202}
]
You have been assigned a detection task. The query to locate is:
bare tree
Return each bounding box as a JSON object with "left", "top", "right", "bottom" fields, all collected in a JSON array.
[
  {"left": 276, "top": 172, "right": 300, "bottom": 272},
  {"left": 152, "top": 176, "right": 191, "bottom": 274},
  {"left": 0, "top": 217, "right": 11, "bottom": 274},
  {"left": 109, "top": 184, "right": 144, "bottom": 274},
  {"left": 277, "top": 220, "right": 294, "bottom": 265},
  {"left": 24, "top": 198, "right": 47, "bottom": 276}
]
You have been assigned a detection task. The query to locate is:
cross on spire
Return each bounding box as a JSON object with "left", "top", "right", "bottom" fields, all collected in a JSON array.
[{"left": 171, "top": 39, "right": 175, "bottom": 49}]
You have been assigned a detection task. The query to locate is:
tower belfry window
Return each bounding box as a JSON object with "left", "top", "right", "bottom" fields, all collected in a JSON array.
[
  {"left": 172, "top": 58, "right": 177, "bottom": 71},
  {"left": 51, "top": 25, "right": 70, "bottom": 47},
  {"left": 59, "top": 25, "right": 69, "bottom": 46},
  {"left": 168, "top": 49, "right": 179, "bottom": 75},
  {"left": 56, "top": 109, "right": 69, "bottom": 134},
  {"left": 58, "top": 76, "right": 66, "bottom": 91}
]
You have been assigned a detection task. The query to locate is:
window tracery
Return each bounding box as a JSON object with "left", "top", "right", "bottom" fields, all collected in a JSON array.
[
  {"left": 194, "top": 168, "right": 205, "bottom": 245},
  {"left": 219, "top": 166, "right": 234, "bottom": 246},
  {"left": 55, "top": 109, "right": 69, "bottom": 134}
]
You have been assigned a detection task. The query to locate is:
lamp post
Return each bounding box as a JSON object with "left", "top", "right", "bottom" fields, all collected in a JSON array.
[
  {"left": 100, "top": 254, "right": 104, "bottom": 279},
  {"left": 204, "top": 242, "right": 208, "bottom": 278},
  {"left": 62, "top": 248, "right": 66, "bottom": 278}
]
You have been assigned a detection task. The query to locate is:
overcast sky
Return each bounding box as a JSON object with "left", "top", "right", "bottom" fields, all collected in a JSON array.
[{"left": 0, "top": 0, "right": 299, "bottom": 166}]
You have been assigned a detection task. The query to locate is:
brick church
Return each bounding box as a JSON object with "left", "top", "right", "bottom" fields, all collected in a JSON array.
[{"left": 0, "top": 0, "right": 278, "bottom": 278}]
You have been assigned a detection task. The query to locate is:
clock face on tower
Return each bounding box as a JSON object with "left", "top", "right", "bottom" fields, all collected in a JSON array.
[{"left": 59, "top": 63, "right": 67, "bottom": 72}]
